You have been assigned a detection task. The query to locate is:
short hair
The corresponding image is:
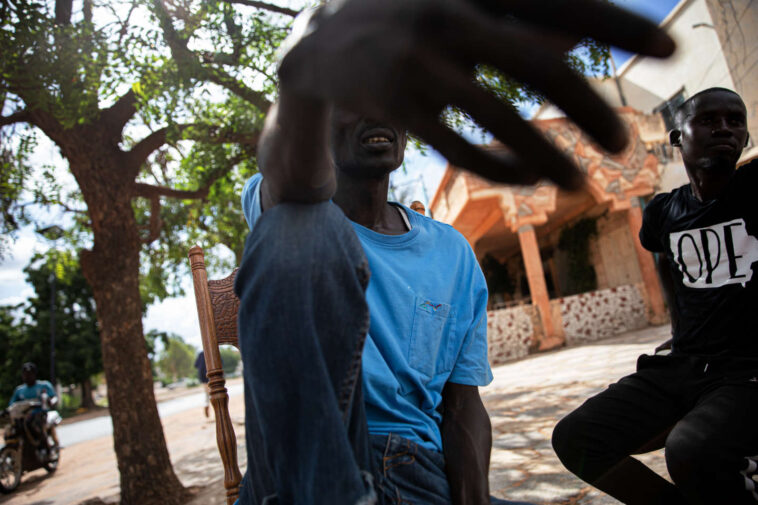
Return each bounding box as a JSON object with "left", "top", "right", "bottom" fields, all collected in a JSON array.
[{"left": 674, "top": 87, "right": 743, "bottom": 127}]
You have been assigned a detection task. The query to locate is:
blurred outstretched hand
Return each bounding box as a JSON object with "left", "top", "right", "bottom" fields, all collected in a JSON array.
[{"left": 278, "top": 0, "right": 675, "bottom": 189}]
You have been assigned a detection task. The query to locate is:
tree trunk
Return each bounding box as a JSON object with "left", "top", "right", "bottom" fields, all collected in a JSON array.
[
  {"left": 70, "top": 144, "right": 188, "bottom": 505},
  {"left": 80, "top": 377, "right": 96, "bottom": 409}
]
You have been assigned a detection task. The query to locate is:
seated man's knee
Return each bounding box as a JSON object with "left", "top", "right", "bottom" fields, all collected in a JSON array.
[
  {"left": 553, "top": 410, "right": 595, "bottom": 477},
  {"left": 242, "top": 201, "right": 365, "bottom": 284},
  {"left": 665, "top": 425, "right": 710, "bottom": 484}
]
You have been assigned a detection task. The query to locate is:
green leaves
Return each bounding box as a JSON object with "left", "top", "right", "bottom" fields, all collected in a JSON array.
[{"left": 0, "top": 249, "right": 103, "bottom": 405}]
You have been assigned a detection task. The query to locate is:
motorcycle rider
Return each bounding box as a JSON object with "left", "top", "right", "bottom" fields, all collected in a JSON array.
[{"left": 8, "top": 363, "right": 59, "bottom": 448}]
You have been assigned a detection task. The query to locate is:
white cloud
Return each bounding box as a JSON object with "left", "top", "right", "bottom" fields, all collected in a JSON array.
[
  {"left": 143, "top": 294, "right": 202, "bottom": 350},
  {"left": 0, "top": 228, "right": 48, "bottom": 306}
]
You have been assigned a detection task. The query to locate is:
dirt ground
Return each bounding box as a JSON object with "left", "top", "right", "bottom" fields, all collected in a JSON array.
[{"left": 0, "top": 326, "right": 673, "bottom": 505}]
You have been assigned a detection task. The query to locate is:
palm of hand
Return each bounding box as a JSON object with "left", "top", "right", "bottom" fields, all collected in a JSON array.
[{"left": 279, "top": 0, "right": 675, "bottom": 188}]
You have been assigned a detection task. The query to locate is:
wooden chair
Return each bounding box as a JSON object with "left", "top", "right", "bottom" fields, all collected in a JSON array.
[{"left": 188, "top": 245, "right": 242, "bottom": 505}]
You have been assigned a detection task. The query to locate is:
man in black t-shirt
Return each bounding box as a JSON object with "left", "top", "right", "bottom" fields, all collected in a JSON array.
[{"left": 552, "top": 88, "right": 758, "bottom": 505}]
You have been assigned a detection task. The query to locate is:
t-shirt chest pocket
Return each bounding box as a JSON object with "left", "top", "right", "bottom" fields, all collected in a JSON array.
[{"left": 408, "top": 296, "right": 456, "bottom": 378}]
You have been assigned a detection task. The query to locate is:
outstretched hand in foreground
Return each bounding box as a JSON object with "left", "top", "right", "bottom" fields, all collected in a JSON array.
[{"left": 278, "top": 0, "right": 675, "bottom": 189}]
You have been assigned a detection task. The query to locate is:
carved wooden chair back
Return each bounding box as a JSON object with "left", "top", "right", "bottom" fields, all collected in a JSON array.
[{"left": 188, "top": 245, "right": 242, "bottom": 505}]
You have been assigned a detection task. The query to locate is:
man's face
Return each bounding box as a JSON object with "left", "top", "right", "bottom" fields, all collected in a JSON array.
[
  {"left": 22, "top": 369, "right": 36, "bottom": 386},
  {"left": 675, "top": 91, "right": 749, "bottom": 170},
  {"left": 330, "top": 108, "right": 408, "bottom": 179}
]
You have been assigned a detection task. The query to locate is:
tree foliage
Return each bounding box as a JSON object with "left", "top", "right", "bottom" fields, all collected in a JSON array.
[
  {"left": 220, "top": 345, "right": 241, "bottom": 376},
  {"left": 0, "top": 304, "right": 26, "bottom": 407},
  {"left": 0, "top": 249, "right": 102, "bottom": 406},
  {"left": 0, "top": 1, "right": 296, "bottom": 502},
  {"left": 157, "top": 334, "right": 196, "bottom": 381}
]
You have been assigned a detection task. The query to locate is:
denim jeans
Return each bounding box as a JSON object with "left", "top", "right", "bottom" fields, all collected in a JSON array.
[
  {"left": 371, "top": 433, "right": 533, "bottom": 505},
  {"left": 234, "top": 201, "right": 533, "bottom": 505}
]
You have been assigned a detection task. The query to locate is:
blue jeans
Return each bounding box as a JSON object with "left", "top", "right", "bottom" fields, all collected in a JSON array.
[
  {"left": 371, "top": 434, "right": 532, "bottom": 505},
  {"left": 234, "top": 202, "right": 532, "bottom": 505}
]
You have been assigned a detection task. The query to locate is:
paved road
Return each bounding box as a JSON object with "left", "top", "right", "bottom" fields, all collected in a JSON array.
[{"left": 56, "top": 383, "right": 244, "bottom": 447}]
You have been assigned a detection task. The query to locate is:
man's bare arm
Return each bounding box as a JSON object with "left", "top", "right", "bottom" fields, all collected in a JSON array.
[
  {"left": 256, "top": 91, "right": 336, "bottom": 211},
  {"left": 441, "top": 382, "right": 492, "bottom": 505}
]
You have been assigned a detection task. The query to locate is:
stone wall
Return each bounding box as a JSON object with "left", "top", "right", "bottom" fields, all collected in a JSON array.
[
  {"left": 487, "top": 304, "right": 534, "bottom": 366},
  {"left": 557, "top": 284, "right": 648, "bottom": 346},
  {"left": 487, "top": 285, "right": 650, "bottom": 365}
]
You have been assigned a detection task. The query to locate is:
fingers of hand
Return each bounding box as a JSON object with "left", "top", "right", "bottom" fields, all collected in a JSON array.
[
  {"left": 410, "top": 119, "right": 540, "bottom": 187},
  {"left": 459, "top": 20, "right": 628, "bottom": 153},
  {"left": 435, "top": 67, "right": 583, "bottom": 188}
]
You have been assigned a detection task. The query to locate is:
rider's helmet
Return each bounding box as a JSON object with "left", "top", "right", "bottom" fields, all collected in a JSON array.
[{"left": 21, "top": 362, "right": 37, "bottom": 374}]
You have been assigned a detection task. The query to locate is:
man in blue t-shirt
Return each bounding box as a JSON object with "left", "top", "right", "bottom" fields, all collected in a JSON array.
[
  {"left": 8, "top": 362, "right": 58, "bottom": 447},
  {"left": 236, "top": 106, "right": 525, "bottom": 505},
  {"left": 233, "top": 12, "right": 529, "bottom": 505},
  {"left": 233, "top": 3, "right": 674, "bottom": 504}
]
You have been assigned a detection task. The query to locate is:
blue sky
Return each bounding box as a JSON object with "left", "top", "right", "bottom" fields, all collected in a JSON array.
[{"left": 612, "top": 0, "right": 681, "bottom": 66}]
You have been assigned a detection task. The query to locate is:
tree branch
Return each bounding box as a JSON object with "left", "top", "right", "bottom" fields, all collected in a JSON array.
[
  {"left": 133, "top": 152, "right": 248, "bottom": 202},
  {"left": 141, "top": 196, "right": 162, "bottom": 245},
  {"left": 0, "top": 110, "right": 31, "bottom": 128},
  {"left": 127, "top": 122, "right": 261, "bottom": 174},
  {"left": 206, "top": 72, "right": 271, "bottom": 111},
  {"left": 127, "top": 126, "right": 172, "bottom": 169},
  {"left": 134, "top": 182, "right": 209, "bottom": 200},
  {"left": 101, "top": 90, "right": 137, "bottom": 135},
  {"left": 226, "top": 0, "right": 299, "bottom": 17},
  {"left": 152, "top": 0, "right": 271, "bottom": 111},
  {"left": 55, "top": 0, "right": 73, "bottom": 25},
  {"left": 16, "top": 200, "right": 88, "bottom": 217},
  {"left": 83, "top": 0, "right": 93, "bottom": 23}
]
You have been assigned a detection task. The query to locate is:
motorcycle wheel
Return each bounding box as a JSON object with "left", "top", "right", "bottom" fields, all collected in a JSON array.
[
  {"left": 0, "top": 446, "right": 22, "bottom": 493},
  {"left": 43, "top": 435, "right": 59, "bottom": 473}
]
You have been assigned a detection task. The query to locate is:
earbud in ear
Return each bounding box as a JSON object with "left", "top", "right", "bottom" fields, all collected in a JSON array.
[{"left": 669, "top": 130, "right": 682, "bottom": 147}]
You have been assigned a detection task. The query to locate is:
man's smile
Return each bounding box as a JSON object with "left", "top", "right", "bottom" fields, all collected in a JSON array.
[{"left": 360, "top": 127, "right": 396, "bottom": 151}]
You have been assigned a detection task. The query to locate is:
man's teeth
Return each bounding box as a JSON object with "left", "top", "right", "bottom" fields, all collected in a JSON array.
[{"left": 365, "top": 136, "right": 390, "bottom": 144}]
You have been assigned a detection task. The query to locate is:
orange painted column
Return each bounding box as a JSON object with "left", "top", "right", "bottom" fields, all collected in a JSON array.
[
  {"left": 518, "top": 225, "right": 562, "bottom": 349},
  {"left": 627, "top": 200, "right": 667, "bottom": 323}
]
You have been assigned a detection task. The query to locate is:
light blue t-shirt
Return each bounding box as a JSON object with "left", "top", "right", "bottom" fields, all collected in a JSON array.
[
  {"left": 242, "top": 174, "right": 493, "bottom": 451},
  {"left": 9, "top": 380, "right": 56, "bottom": 406}
]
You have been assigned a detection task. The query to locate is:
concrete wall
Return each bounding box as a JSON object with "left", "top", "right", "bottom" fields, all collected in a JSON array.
[
  {"left": 706, "top": 0, "right": 758, "bottom": 146},
  {"left": 591, "top": 212, "right": 644, "bottom": 290},
  {"left": 619, "top": 0, "right": 736, "bottom": 112}
]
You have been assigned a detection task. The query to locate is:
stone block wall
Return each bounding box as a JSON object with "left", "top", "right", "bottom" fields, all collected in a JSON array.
[
  {"left": 487, "top": 305, "right": 534, "bottom": 366},
  {"left": 557, "top": 284, "right": 647, "bottom": 345}
]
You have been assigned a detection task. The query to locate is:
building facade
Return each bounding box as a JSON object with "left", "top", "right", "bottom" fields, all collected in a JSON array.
[
  {"left": 430, "top": 110, "right": 670, "bottom": 364},
  {"left": 436, "top": 0, "right": 757, "bottom": 365}
]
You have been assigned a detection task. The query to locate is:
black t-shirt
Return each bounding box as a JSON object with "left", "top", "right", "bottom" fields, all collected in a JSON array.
[{"left": 640, "top": 159, "right": 758, "bottom": 358}]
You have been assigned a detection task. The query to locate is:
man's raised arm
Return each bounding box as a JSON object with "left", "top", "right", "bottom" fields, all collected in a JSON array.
[{"left": 256, "top": 91, "right": 335, "bottom": 211}]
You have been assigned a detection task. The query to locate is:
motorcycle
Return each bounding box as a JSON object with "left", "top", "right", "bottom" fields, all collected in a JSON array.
[{"left": 0, "top": 395, "right": 62, "bottom": 493}]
